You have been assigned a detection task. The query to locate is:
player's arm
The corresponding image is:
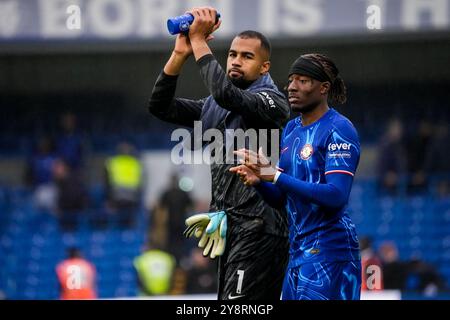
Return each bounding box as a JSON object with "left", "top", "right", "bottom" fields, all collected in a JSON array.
[
  {"left": 274, "top": 172, "right": 353, "bottom": 209},
  {"left": 148, "top": 71, "right": 203, "bottom": 128},
  {"left": 148, "top": 18, "right": 206, "bottom": 128},
  {"left": 195, "top": 54, "right": 289, "bottom": 127},
  {"left": 232, "top": 150, "right": 354, "bottom": 209},
  {"left": 254, "top": 181, "right": 286, "bottom": 209}
]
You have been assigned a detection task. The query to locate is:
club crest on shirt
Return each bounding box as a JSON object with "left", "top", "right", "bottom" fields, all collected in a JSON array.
[{"left": 300, "top": 143, "right": 314, "bottom": 160}]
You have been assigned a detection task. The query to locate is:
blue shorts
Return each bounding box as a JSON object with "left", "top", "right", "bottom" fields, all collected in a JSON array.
[{"left": 282, "top": 261, "right": 361, "bottom": 300}]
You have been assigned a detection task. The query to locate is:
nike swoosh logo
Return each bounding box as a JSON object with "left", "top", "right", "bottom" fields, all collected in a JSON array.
[
  {"left": 281, "top": 147, "right": 289, "bottom": 154},
  {"left": 228, "top": 293, "right": 245, "bottom": 300}
]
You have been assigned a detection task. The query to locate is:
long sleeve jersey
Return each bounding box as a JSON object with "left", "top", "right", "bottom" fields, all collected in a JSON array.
[{"left": 149, "top": 54, "right": 290, "bottom": 236}]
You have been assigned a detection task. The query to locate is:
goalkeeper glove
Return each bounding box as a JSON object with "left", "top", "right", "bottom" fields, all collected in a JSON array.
[{"left": 183, "top": 211, "right": 227, "bottom": 259}]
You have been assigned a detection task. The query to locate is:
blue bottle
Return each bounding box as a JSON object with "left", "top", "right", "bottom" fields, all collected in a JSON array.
[{"left": 167, "top": 12, "right": 221, "bottom": 35}]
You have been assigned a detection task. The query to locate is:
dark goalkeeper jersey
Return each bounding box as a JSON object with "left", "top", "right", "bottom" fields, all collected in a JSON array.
[{"left": 149, "top": 54, "right": 290, "bottom": 236}]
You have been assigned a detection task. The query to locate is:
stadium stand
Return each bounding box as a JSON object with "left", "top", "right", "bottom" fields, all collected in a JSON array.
[
  {"left": 1, "top": 177, "right": 449, "bottom": 299},
  {"left": 0, "top": 187, "right": 147, "bottom": 299}
]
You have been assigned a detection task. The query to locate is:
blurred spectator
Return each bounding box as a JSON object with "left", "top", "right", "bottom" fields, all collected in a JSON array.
[
  {"left": 56, "top": 112, "right": 85, "bottom": 172},
  {"left": 133, "top": 243, "right": 176, "bottom": 296},
  {"left": 182, "top": 248, "right": 217, "bottom": 294},
  {"left": 104, "top": 141, "right": 142, "bottom": 228},
  {"left": 360, "top": 237, "right": 384, "bottom": 291},
  {"left": 25, "top": 136, "right": 58, "bottom": 212},
  {"left": 377, "top": 118, "right": 407, "bottom": 195},
  {"left": 151, "top": 174, "right": 194, "bottom": 261},
  {"left": 53, "top": 159, "right": 89, "bottom": 231},
  {"left": 378, "top": 241, "right": 408, "bottom": 290},
  {"left": 406, "top": 120, "right": 433, "bottom": 194},
  {"left": 25, "top": 137, "right": 56, "bottom": 186},
  {"left": 56, "top": 247, "right": 97, "bottom": 300},
  {"left": 404, "top": 258, "right": 446, "bottom": 296}
]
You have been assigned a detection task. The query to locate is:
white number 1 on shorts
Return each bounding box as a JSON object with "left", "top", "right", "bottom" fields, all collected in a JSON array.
[{"left": 236, "top": 269, "right": 245, "bottom": 294}]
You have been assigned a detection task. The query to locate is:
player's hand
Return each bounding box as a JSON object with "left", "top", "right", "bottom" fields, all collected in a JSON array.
[
  {"left": 188, "top": 7, "right": 221, "bottom": 42},
  {"left": 198, "top": 211, "right": 227, "bottom": 259},
  {"left": 184, "top": 212, "right": 209, "bottom": 239},
  {"left": 184, "top": 211, "right": 227, "bottom": 259},
  {"left": 172, "top": 8, "right": 219, "bottom": 58},
  {"left": 229, "top": 165, "right": 261, "bottom": 186},
  {"left": 233, "top": 147, "right": 277, "bottom": 182}
]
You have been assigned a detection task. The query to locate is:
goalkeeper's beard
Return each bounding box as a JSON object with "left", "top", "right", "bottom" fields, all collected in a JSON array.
[{"left": 228, "top": 75, "right": 254, "bottom": 90}]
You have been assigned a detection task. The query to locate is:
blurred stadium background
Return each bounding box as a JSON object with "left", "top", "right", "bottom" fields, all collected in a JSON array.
[{"left": 0, "top": 0, "right": 449, "bottom": 300}]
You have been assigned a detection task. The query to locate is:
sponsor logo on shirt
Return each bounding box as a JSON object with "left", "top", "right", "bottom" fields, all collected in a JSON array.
[
  {"left": 300, "top": 143, "right": 314, "bottom": 160},
  {"left": 327, "top": 142, "right": 352, "bottom": 151},
  {"left": 258, "top": 91, "right": 276, "bottom": 108}
]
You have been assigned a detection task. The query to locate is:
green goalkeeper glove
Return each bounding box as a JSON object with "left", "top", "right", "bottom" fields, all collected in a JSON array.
[{"left": 183, "top": 211, "right": 227, "bottom": 259}]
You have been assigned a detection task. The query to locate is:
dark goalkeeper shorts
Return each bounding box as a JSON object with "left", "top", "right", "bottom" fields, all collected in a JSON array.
[{"left": 218, "top": 219, "right": 289, "bottom": 300}]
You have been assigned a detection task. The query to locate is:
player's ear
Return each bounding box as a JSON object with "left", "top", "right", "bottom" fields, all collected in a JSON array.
[
  {"left": 320, "top": 81, "right": 331, "bottom": 95},
  {"left": 260, "top": 60, "right": 270, "bottom": 75}
]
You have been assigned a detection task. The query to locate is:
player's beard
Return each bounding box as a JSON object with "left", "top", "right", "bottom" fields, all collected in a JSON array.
[{"left": 228, "top": 75, "right": 253, "bottom": 89}]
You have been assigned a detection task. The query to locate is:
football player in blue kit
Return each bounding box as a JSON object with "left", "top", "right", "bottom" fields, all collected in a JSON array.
[{"left": 230, "top": 53, "right": 362, "bottom": 300}]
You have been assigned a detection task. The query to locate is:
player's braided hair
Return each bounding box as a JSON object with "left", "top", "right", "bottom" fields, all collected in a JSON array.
[{"left": 302, "top": 53, "right": 347, "bottom": 105}]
